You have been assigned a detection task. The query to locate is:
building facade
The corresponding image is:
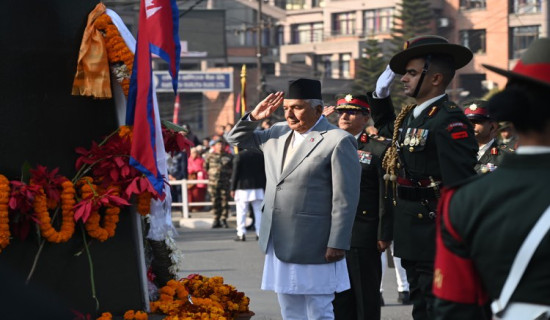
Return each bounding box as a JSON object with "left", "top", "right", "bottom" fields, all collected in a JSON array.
[{"left": 107, "top": 0, "right": 549, "bottom": 139}]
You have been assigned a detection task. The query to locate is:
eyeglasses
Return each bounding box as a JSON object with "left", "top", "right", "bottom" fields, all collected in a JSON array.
[{"left": 336, "top": 109, "right": 364, "bottom": 116}]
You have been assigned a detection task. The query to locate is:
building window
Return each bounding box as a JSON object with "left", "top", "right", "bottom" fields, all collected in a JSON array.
[
  {"left": 315, "top": 54, "right": 332, "bottom": 79},
  {"left": 339, "top": 53, "right": 351, "bottom": 79},
  {"left": 510, "top": 0, "right": 542, "bottom": 14},
  {"left": 312, "top": 0, "right": 325, "bottom": 7},
  {"left": 363, "top": 7, "right": 393, "bottom": 35},
  {"left": 276, "top": 26, "right": 284, "bottom": 46},
  {"left": 460, "top": 0, "right": 486, "bottom": 10},
  {"left": 459, "top": 74, "right": 487, "bottom": 100},
  {"left": 510, "top": 25, "right": 540, "bottom": 59},
  {"left": 274, "top": 0, "right": 286, "bottom": 9},
  {"left": 332, "top": 12, "right": 356, "bottom": 36},
  {"left": 286, "top": 0, "right": 307, "bottom": 10},
  {"left": 459, "top": 29, "right": 486, "bottom": 54},
  {"left": 291, "top": 22, "right": 323, "bottom": 44}
]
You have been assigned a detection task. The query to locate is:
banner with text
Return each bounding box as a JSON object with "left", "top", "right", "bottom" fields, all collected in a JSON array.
[{"left": 153, "top": 71, "right": 233, "bottom": 92}]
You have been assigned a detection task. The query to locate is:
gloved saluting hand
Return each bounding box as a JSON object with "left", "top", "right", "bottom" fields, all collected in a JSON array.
[{"left": 374, "top": 65, "right": 396, "bottom": 99}]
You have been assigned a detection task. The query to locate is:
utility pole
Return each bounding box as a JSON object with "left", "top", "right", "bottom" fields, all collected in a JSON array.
[{"left": 256, "top": 0, "right": 264, "bottom": 104}]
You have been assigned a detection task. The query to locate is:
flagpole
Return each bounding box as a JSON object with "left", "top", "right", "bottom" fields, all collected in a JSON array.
[
  {"left": 172, "top": 93, "right": 180, "bottom": 124},
  {"left": 240, "top": 64, "right": 247, "bottom": 117},
  {"left": 234, "top": 64, "right": 247, "bottom": 155}
]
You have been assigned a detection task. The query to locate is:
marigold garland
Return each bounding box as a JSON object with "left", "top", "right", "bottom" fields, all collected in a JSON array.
[
  {"left": 123, "top": 310, "right": 148, "bottom": 320},
  {"left": 94, "top": 13, "right": 134, "bottom": 96},
  {"left": 96, "top": 312, "right": 113, "bottom": 320},
  {"left": 150, "top": 276, "right": 251, "bottom": 320},
  {"left": 137, "top": 191, "right": 152, "bottom": 216},
  {"left": 33, "top": 180, "right": 76, "bottom": 243},
  {"left": 77, "top": 177, "right": 121, "bottom": 242},
  {"left": 0, "top": 175, "right": 10, "bottom": 252}
]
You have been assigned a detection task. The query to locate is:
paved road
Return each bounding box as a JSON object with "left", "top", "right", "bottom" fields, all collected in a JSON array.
[{"left": 173, "top": 213, "right": 412, "bottom": 320}]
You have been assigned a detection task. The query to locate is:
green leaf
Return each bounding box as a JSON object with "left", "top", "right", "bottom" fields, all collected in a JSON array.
[
  {"left": 161, "top": 120, "right": 188, "bottom": 133},
  {"left": 20, "top": 161, "right": 32, "bottom": 183}
]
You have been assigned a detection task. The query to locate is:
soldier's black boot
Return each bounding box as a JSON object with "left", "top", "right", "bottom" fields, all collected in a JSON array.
[
  {"left": 212, "top": 220, "right": 222, "bottom": 228},
  {"left": 221, "top": 219, "right": 229, "bottom": 228}
]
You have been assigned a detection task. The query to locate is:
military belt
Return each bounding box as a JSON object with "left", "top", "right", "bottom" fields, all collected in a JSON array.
[
  {"left": 396, "top": 185, "right": 439, "bottom": 201},
  {"left": 396, "top": 177, "right": 435, "bottom": 187}
]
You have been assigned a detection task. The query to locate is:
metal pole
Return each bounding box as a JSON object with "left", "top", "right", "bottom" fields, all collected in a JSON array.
[
  {"left": 182, "top": 179, "right": 190, "bottom": 219},
  {"left": 257, "top": 0, "right": 263, "bottom": 104}
]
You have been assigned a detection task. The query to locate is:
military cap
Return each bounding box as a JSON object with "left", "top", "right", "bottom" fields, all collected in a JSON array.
[
  {"left": 463, "top": 99, "right": 492, "bottom": 121},
  {"left": 335, "top": 94, "right": 370, "bottom": 113},
  {"left": 390, "top": 35, "right": 473, "bottom": 74},
  {"left": 483, "top": 38, "right": 550, "bottom": 88},
  {"left": 498, "top": 121, "right": 512, "bottom": 131},
  {"left": 287, "top": 78, "right": 322, "bottom": 99}
]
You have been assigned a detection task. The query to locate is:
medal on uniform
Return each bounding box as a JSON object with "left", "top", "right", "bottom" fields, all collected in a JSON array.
[
  {"left": 403, "top": 128, "right": 411, "bottom": 146},
  {"left": 357, "top": 150, "right": 372, "bottom": 164},
  {"left": 414, "top": 129, "right": 421, "bottom": 146},
  {"left": 404, "top": 135, "right": 411, "bottom": 146},
  {"left": 420, "top": 129, "right": 428, "bottom": 146},
  {"left": 409, "top": 129, "right": 416, "bottom": 146}
]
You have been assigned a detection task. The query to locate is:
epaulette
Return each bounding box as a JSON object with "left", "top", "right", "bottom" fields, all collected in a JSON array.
[
  {"left": 441, "top": 101, "right": 462, "bottom": 113},
  {"left": 368, "top": 133, "right": 391, "bottom": 146},
  {"left": 498, "top": 144, "right": 515, "bottom": 153},
  {"left": 369, "top": 133, "right": 390, "bottom": 142}
]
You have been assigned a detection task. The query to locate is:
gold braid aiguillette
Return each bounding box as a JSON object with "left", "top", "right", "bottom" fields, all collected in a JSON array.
[{"left": 382, "top": 104, "right": 416, "bottom": 206}]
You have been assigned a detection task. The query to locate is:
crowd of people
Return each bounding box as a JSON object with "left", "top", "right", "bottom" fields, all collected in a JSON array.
[{"left": 168, "top": 35, "right": 549, "bottom": 320}]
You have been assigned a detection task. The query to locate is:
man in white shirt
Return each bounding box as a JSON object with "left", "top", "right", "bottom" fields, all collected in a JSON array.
[{"left": 227, "top": 79, "right": 361, "bottom": 320}]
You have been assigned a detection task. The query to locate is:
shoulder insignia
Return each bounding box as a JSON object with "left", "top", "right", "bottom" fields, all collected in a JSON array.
[
  {"left": 490, "top": 147, "right": 498, "bottom": 155},
  {"left": 369, "top": 133, "right": 391, "bottom": 144},
  {"left": 498, "top": 144, "right": 515, "bottom": 153},
  {"left": 451, "top": 131, "right": 469, "bottom": 139},
  {"left": 442, "top": 101, "right": 462, "bottom": 113},
  {"left": 446, "top": 122, "right": 467, "bottom": 131},
  {"left": 428, "top": 106, "right": 439, "bottom": 118}
]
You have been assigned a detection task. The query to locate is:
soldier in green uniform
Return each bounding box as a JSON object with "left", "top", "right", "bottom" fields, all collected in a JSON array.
[
  {"left": 328, "top": 94, "right": 392, "bottom": 320},
  {"left": 497, "top": 121, "right": 519, "bottom": 150},
  {"left": 366, "top": 35, "right": 478, "bottom": 320},
  {"left": 433, "top": 38, "right": 550, "bottom": 320},
  {"left": 463, "top": 99, "right": 513, "bottom": 174},
  {"left": 204, "top": 139, "right": 233, "bottom": 228}
]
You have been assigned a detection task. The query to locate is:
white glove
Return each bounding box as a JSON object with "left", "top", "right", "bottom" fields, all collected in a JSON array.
[{"left": 375, "top": 65, "right": 396, "bottom": 99}]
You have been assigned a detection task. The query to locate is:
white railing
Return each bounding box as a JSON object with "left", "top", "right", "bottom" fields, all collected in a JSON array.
[{"left": 169, "top": 179, "right": 235, "bottom": 219}]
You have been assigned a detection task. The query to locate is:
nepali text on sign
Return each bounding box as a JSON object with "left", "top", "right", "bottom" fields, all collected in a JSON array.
[{"left": 153, "top": 71, "right": 233, "bottom": 92}]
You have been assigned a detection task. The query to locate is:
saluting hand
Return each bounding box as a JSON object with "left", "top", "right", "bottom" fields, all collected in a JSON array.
[
  {"left": 375, "top": 65, "right": 396, "bottom": 99},
  {"left": 323, "top": 105, "right": 336, "bottom": 117},
  {"left": 325, "top": 247, "right": 345, "bottom": 262},
  {"left": 250, "top": 91, "right": 284, "bottom": 121}
]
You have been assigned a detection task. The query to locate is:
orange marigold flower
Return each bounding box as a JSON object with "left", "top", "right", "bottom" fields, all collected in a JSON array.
[{"left": 96, "top": 312, "right": 112, "bottom": 320}]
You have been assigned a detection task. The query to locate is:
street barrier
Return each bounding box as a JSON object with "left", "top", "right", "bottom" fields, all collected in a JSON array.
[{"left": 169, "top": 179, "right": 235, "bottom": 219}]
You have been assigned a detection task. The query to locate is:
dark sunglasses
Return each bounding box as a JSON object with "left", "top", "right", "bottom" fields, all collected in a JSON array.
[{"left": 336, "top": 109, "right": 363, "bottom": 115}]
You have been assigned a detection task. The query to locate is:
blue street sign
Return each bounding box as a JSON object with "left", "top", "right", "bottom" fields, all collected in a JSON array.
[{"left": 153, "top": 71, "right": 233, "bottom": 92}]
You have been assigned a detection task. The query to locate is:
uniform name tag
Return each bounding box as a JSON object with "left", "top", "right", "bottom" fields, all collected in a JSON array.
[{"left": 357, "top": 150, "right": 372, "bottom": 164}]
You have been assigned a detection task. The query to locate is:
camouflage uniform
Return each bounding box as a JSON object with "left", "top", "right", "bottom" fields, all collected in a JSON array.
[{"left": 204, "top": 151, "right": 233, "bottom": 225}]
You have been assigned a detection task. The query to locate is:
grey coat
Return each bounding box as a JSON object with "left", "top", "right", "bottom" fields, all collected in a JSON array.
[{"left": 227, "top": 115, "right": 361, "bottom": 264}]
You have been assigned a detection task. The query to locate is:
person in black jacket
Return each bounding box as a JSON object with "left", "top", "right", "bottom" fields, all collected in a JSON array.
[
  {"left": 433, "top": 37, "right": 550, "bottom": 320},
  {"left": 230, "top": 148, "right": 266, "bottom": 241},
  {"left": 328, "top": 94, "right": 392, "bottom": 320},
  {"left": 366, "top": 35, "right": 478, "bottom": 320}
]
